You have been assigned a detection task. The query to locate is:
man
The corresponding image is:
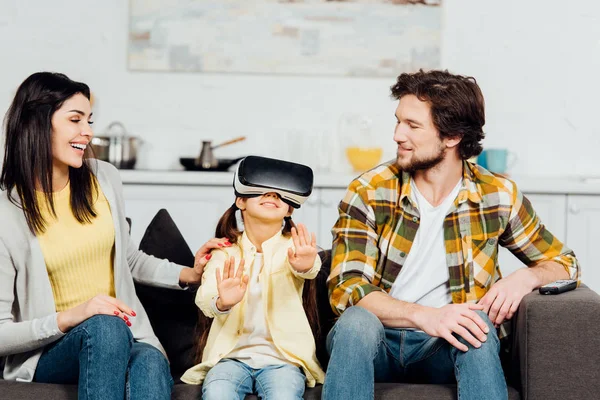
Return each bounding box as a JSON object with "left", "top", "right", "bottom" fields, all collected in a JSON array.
[{"left": 323, "top": 70, "right": 580, "bottom": 399}]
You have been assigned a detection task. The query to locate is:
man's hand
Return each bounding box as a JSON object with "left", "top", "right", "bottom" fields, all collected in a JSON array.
[
  {"left": 478, "top": 268, "right": 538, "bottom": 326},
  {"left": 415, "top": 303, "right": 489, "bottom": 352},
  {"left": 287, "top": 223, "right": 318, "bottom": 273}
]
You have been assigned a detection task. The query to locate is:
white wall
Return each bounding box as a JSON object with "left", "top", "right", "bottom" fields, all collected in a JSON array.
[{"left": 1, "top": 0, "right": 599, "bottom": 176}]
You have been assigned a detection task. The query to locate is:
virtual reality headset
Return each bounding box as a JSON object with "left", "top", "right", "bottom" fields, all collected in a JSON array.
[{"left": 233, "top": 156, "right": 314, "bottom": 209}]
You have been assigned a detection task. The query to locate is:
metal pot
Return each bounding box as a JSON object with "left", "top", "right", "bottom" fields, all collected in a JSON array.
[{"left": 90, "top": 122, "right": 141, "bottom": 169}]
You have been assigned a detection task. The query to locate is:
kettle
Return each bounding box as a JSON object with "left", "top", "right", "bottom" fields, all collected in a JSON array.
[
  {"left": 195, "top": 136, "right": 246, "bottom": 169},
  {"left": 90, "top": 122, "right": 142, "bottom": 169}
]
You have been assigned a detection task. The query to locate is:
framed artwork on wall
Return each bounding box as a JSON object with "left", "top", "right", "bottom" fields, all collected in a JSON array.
[{"left": 128, "top": 0, "right": 441, "bottom": 77}]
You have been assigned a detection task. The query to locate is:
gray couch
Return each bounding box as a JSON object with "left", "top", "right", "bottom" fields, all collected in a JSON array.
[{"left": 2, "top": 221, "right": 599, "bottom": 400}]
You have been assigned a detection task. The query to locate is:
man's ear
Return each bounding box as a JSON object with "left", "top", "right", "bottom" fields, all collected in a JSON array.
[
  {"left": 235, "top": 197, "right": 246, "bottom": 211},
  {"left": 445, "top": 135, "right": 462, "bottom": 149}
]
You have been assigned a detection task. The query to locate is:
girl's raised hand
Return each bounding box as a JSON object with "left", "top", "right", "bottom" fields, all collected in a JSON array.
[
  {"left": 215, "top": 257, "right": 248, "bottom": 311},
  {"left": 288, "top": 223, "right": 318, "bottom": 273}
]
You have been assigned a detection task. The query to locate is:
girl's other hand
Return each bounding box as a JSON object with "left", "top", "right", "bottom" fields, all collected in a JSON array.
[{"left": 288, "top": 223, "right": 318, "bottom": 273}]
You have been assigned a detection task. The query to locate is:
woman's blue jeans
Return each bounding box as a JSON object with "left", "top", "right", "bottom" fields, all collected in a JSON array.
[{"left": 34, "top": 315, "right": 173, "bottom": 400}]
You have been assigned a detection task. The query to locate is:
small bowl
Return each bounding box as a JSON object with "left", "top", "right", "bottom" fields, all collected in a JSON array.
[{"left": 346, "top": 147, "right": 383, "bottom": 172}]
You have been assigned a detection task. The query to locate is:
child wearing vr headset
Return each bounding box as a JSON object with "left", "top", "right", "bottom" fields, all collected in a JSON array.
[{"left": 181, "top": 156, "right": 325, "bottom": 398}]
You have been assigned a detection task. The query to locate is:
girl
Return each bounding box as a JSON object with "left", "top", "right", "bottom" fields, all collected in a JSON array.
[
  {"left": 0, "top": 72, "right": 225, "bottom": 399},
  {"left": 181, "top": 176, "right": 325, "bottom": 399}
]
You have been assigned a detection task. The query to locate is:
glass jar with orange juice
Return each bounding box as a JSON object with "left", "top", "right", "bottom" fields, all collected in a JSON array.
[{"left": 338, "top": 113, "right": 383, "bottom": 172}]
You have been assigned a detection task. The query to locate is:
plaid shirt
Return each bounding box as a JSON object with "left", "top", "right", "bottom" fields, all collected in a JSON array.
[{"left": 328, "top": 160, "right": 580, "bottom": 326}]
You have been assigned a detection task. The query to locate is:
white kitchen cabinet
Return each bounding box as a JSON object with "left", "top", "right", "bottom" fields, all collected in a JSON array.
[
  {"left": 498, "top": 194, "right": 568, "bottom": 277},
  {"left": 319, "top": 188, "right": 348, "bottom": 250},
  {"left": 290, "top": 189, "right": 321, "bottom": 243},
  {"left": 566, "top": 195, "right": 600, "bottom": 292},
  {"left": 123, "top": 184, "right": 232, "bottom": 252}
]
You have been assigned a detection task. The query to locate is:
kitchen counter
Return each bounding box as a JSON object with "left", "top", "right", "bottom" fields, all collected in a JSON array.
[{"left": 119, "top": 169, "right": 600, "bottom": 195}]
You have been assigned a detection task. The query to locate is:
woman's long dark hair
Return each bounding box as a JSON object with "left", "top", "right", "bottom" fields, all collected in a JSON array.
[
  {"left": 0, "top": 72, "right": 97, "bottom": 235},
  {"left": 195, "top": 202, "right": 321, "bottom": 363}
]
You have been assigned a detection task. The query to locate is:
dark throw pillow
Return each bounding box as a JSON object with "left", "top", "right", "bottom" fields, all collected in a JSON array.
[
  {"left": 135, "top": 209, "right": 200, "bottom": 383},
  {"left": 315, "top": 249, "right": 336, "bottom": 369}
]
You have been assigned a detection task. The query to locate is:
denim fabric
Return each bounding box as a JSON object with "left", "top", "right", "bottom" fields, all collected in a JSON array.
[
  {"left": 34, "top": 315, "right": 173, "bottom": 400},
  {"left": 202, "top": 358, "right": 306, "bottom": 400},
  {"left": 322, "top": 307, "right": 507, "bottom": 400}
]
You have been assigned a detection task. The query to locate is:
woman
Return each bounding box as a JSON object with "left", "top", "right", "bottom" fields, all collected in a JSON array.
[{"left": 0, "top": 72, "right": 229, "bottom": 399}]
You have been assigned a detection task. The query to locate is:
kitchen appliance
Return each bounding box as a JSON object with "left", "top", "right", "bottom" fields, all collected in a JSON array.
[
  {"left": 195, "top": 136, "right": 246, "bottom": 169},
  {"left": 90, "top": 121, "right": 141, "bottom": 169}
]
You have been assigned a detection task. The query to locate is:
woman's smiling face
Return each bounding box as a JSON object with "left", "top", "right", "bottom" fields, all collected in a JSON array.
[{"left": 50, "top": 93, "right": 94, "bottom": 172}]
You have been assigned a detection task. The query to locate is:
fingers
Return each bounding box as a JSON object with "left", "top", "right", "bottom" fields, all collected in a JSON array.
[
  {"left": 487, "top": 293, "right": 506, "bottom": 325},
  {"left": 240, "top": 274, "right": 249, "bottom": 291},
  {"left": 196, "top": 238, "right": 231, "bottom": 256},
  {"left": 303, "top": 225, "right": 311, "bottom": 246},
  {"left": 291, "top": 226, "right": 299, "bottom": 247},
  {"left": 194, "top": 252, "right": 211, "bottom": 276},
  {"left": 463, "top": 308, "right": 490, "bottom": 334},
  {"left": 216, "top": 238, "right": 232, "bottom": 248},
  {"left": 296, "top": 224, "right": 304, "bottom": 247},
  {"left": 507, "top": 300, "right": 520, "bottom": 320},
  {"left": 297, "top": 223, "right": 309, "bottom": 247},
  {"left": 478, "top": 292, "right": 493, "bottom": 314},
  {"left": 103, "top": 296, "right": 135, "bottom": 317},
  {"left": 216, "top": 268, "right": 222, "bottom": 286},
  {"left": 92, "top": 297, "right": 133, "bottom": 326},
  {"left": 287, "top": 247, "right": 295, "bottom": 260},
  {"left": 235, "top": 259, "right": 245, "bottom": 279},
  {"left": 453, "top": 324, "right": 481, "bottom": 349},
  {"left": 112, "top": 310, "right": 132, "bottom": 327},
  {"left": 495, "top": 298, "right": 513, "bottom": 325},
  {"left": 291, "top": 224, "right": 316, "bottom": 250},
  {"left": 459, "top": 316, "right": 487, "bottom": 343},
  {"left": 443, "top": 332, "right": 468, "bottom": 352},
  {"left": 467, "top": 303, "right": 485, "bottom": 311},
  {"left": 222, "top": 257, "right": 232, "bottom": 280}
]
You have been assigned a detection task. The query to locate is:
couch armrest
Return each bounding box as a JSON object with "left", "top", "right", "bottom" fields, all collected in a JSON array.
[{"left": 512, "top": 284, "right": 600, "bottom": 400}]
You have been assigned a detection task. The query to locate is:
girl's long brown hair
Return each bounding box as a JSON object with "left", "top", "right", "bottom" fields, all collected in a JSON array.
[{"left": 194, "top": 202, "right": 321, "bottom": 363}]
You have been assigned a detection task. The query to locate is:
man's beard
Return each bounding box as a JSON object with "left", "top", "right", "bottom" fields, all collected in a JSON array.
[{"left": 397, "top": 144, "right": 446, "bottom": 174}]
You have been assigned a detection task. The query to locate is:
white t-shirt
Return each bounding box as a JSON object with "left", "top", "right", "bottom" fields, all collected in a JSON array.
[
  {"left": 226, "top": 253, "right": 289, "bottom": 368},
  {"left": 389, "top": 178, "right": 462, "bottom": 308}
]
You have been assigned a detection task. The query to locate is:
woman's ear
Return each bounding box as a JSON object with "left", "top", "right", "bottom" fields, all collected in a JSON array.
[
  {"left": 286, "top": 206, "right": 293, "bottom": 217},
  {"left": 235, "top": 197, "right": 246, "bottom": 211}
]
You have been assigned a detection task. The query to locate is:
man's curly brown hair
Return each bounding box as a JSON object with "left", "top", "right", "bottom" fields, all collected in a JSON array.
[{"left": 391, "top": 69, "right": 486, "bottom": 160}]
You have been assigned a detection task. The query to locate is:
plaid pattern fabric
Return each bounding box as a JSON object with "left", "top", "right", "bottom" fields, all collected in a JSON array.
[{"left": 328, "top": 160, "right": 580, "bottom": 326}]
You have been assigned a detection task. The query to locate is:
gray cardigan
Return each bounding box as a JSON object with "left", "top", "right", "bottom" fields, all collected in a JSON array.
[{"left": 0, "top": 160, "right": 186, "bottom": 382}]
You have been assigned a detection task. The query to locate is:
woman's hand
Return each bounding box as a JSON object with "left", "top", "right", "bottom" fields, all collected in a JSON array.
[
  {"left": 57, "top": 294, "right": 135, "bottom": 333},
  {"left": 215, "top": 257, "right": 248, "bottom": 311},
  {"left": 179, "top": 237, "right": 232, "bottom": 287},
  {"left": 288, "top": 223, "right": 318, "bottom": 273}
]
